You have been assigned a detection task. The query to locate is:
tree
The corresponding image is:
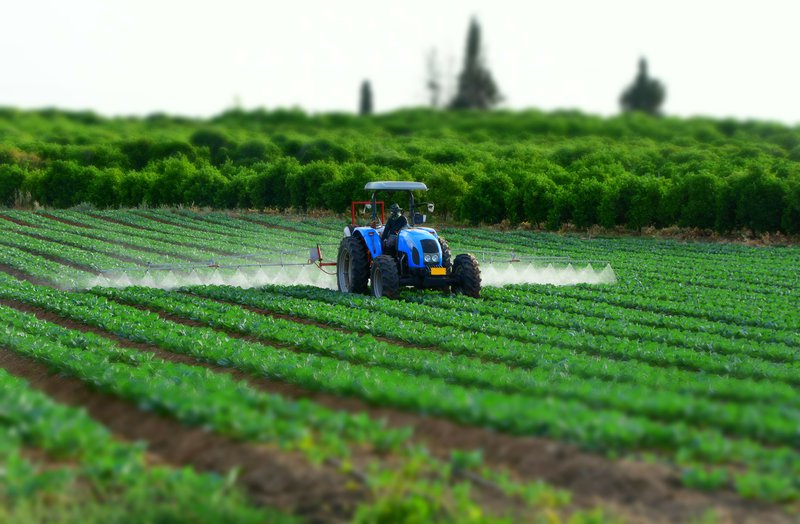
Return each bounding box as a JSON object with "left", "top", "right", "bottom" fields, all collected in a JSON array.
[
  {"left": 425, "top": 49, "right": 442, "bottom": 109},
  {"left": 359, "top": 80, "right": 373, "bottom": 116},
  {"left": 449, "top": 18, "right": 502, "bottom": 110},
  {"left": 620, "top": 58, "right": 666, "bottom": 116}
]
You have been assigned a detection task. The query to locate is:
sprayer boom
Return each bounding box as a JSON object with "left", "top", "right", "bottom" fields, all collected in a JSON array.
[{"left": 98, "top": 246, "right": 339, "bottom": 275}]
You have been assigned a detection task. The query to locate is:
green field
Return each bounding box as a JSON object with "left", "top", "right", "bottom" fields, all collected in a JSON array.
[{"left": 1, "top": 207, "right": 798, "bottom": 523}]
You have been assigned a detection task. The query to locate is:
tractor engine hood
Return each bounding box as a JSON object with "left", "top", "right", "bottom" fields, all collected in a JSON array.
[{"left": 399, "top": 228, "right": 441, "bottom": 268}]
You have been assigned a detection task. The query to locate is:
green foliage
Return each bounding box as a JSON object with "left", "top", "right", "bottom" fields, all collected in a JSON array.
[
  {"left": 0, "top": 164, "right": 26, "bottom": 206},
  {"left": 0, "top": 107, "right": 797, "bottom": 232},
  {"left": 668, "top": 172, "right": 722, "bottom": 229},
  {"left": 458, "top": 173, "right": 513, "bottom": 224},
  {"left": 35, "top": 161, "right": 98, "bottom": 207}
]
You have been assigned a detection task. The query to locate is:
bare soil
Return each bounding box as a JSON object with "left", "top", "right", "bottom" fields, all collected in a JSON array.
[
  {"left": 0, "top": 264, "right": 53, "bottom": 287},
  {"left": 0, "top": 214, "right": 39, "bottom": 228},
  {"left": 0, "top": 297, "right": 791, "bottom": 524},
  {"left": 0, "top": 347, "right": 364, "bottom": 523},
  {"left": 127, "top": 209, "right": 211, "bottom": 233},
  {"left": 39, "top": 212, "right": 93, "bottom": 229}
]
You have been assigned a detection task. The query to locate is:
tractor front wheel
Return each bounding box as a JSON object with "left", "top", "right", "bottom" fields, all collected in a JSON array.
[
  {"left": 371, "top": 255, "right": 400, "bottom": 298},
  {"left": 437, "top": 236, "right": 452, "bottom": 270},
  {"left": 337, "top": 236, "right": 370, "bottom": 294},
  {"left": 451, "top": 253, "right": 481, "bottom": 298}
]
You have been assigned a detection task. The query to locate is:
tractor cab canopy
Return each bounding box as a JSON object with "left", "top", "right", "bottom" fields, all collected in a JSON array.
[
  {"left": 364, "top": 181, "right": 428, "bottom": 192},
  {"left": 362, "top": 181, "right": 432, "bottom": 227}
]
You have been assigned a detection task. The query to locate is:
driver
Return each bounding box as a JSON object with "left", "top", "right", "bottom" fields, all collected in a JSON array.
[{"left": 381, "top": 203, "right": 408, "bottom": 252}]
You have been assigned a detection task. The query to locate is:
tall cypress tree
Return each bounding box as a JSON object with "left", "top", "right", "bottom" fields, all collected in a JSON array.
[
  {"left": 620, "top": 58, "right": 666, "bottom": 116},
  {"left": 359, "top": 80, "right": 373, "bottom": 116},
  {"left": 449, "top": 18, "right": 501, "bottom": 110}
]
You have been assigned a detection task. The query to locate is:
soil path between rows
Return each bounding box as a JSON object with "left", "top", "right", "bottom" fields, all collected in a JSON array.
[
  {"left": 0, "top": 296, "right": 790, "bottom": 524},
  {"left": 0, "top": 346, "right": 363, "bottom": 523}
]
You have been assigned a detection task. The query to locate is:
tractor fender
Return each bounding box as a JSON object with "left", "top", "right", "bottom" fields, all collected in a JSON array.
[{"left": 352, "top": 227, "right": 383, "bottom": 260}]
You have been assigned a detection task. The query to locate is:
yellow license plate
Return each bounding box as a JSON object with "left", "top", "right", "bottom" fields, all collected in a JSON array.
[{"left": 430, "top": 267, "right": 447, "bottom": 276}]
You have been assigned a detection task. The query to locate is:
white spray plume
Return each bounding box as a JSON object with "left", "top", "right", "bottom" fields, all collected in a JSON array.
[
  {"left": 76, "top": 261, "right": 614, "bottom": 291},
  {"left": 480, "top": 262, "right": 617, "bottom": 287}
]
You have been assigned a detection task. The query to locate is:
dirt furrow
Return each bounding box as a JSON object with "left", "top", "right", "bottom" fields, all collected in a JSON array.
[
  {"left": 0, "top": 264, "right": 54, "bottom": 288},
  {"left": 0, "top": 214, "right": 39, "bottom": 228},
  {"left": 0, "top": 297, "right": 787, "bottom": 524},
  {"left": 0, "top": 347, "right": 363, "bottom": 523}
]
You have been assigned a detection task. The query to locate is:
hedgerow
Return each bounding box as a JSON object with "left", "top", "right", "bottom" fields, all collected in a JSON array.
[{"left": 1, "top": 107, "right": 798, "bottom": 232}]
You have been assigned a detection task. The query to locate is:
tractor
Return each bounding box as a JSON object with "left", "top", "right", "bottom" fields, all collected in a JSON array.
[{"left": 336, "top": 181, "right": 481, "bottom": 298}]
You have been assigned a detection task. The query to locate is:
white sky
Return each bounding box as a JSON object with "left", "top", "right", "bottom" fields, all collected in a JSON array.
[{"left": 2, "top": 0, "right": 799, "bottom": 124}]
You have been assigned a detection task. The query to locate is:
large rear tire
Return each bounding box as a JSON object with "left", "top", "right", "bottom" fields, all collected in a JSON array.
[
  {"left": 451, "top": 253, "right": 481, "bottom": 298},
  {"left": 337, "top": 236, "right": 370, "bottom": 294},
  {"left": 371, "top": 255, "right": 400, "bottom": 298}
]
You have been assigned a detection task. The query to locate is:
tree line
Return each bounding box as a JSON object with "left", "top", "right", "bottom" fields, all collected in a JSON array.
[{"left": 1, "top": 108, "right": 798, "bottom": 234}]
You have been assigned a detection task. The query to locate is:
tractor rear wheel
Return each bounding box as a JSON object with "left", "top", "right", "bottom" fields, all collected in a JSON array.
[
  {"left": 371, "top": 255, "right": 399, "bottom": 298},
  {"left": 451, "top": 253, "right": 481, "bottom": 298},
  {"left": 337, "top": 236, "right": 369, "bottom": 294},
  {"left": 437, "top": 236, "right": 452, "bottom": 270}
]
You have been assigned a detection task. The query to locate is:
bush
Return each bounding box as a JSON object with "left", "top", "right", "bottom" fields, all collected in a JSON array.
[
  {"left": 781, "top": 178, "right": 800, "bottom": 233},
  {"left": 233, "top": 139, "right": 281, "bottom": 166},
  {"left": 182, "top": 164, "right": 229, "bottom": 207},
  {"left": 599, "top": 174, "right": 665, "bottom": 230},
  {"left": 35, "top": 161, "right": 97, "bottom": 207},
  {"left": 86, "top": 168, "right": 123, "bottom": 207},
  {"left": 287, "top": 161, "right": 340, "bottom": 209},
  {"left": 248, "top": 157, "right": 301, "bottom": 209},
  {"left": 727, "top": 169, "right": 787, "bottom": 233},
  {"left": 0, "top": 165, "right": 27, "bottom": 206},
  {"left": 190, "top": 129, "right": 232, "bottom": 165},
  {"left": 520, "top": 173, "right": 558, "bottom": 225},
  {"left": 458, "top": 173, "right": 514, "bottom": 225},
  {"left": 663, "top": 172, "right": 722, "bottom": 229},
  {"left": 571, "top": 178, "right": 606, "bottom": 229},
  {"left": 422, "top": 167, "right": 468, "bottom": 222},
  {"left": 147, "top": 156, "right": 197, "bottom": 206}
]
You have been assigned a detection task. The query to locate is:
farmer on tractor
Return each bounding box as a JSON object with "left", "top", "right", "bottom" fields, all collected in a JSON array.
[{"left": 381, "top": 203, "right": 408, "bottom": 254}]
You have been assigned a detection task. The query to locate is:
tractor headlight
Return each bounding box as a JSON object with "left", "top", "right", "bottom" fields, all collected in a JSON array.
[
  {"left": 424, "top": 254, "right": 432, "bottom": 262},
  {"left": 431, "top": 254, "right": 439, "bottom": 263}
]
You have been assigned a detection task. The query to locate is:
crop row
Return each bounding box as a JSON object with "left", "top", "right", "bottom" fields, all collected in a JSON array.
[
  {"left": 154, "top": 208, "right": 329, "bottom": 244},
  {"left": 0, "top": 245, "right": 90, "bottom": 287},
  {"left": 0, "top": 277, "right": 580, "bottom": 515},
  {"left": 6, "top": 277, "right": 799, "bottom": 485},
  {"left": 3, "top": 210, "right": 222, "bottom": 262},
  {"left": 206, "top": 285, "right": 800, "bottom": 408},
  {"left": 441, "top": 228, "right": 798, "bottom": 293},
  {"left": 0, "top": 361, "right": 282, "bottom": 523},
  {"left": 397, "top": 290, "right": 799, "bottom": 361},
  {"left": 477, "top": 287, "right": 799, "bottom": 348},
  {"left": 138, "top": 208, "right": 336, "bottom": 255},
  {"left": 91, "top": 284, "right": 800, "bottom": 449},
  {"left": 0, "top": 218, "right": 186, "bottom": 269},
  {"left": 110, "top": 209, "right": 309, "bottom": 252},
  {"left": 255, "top": 284, "right": 799, "bottom": 385},
  {"left": 528, "top": 282, "right": 797, "bottom": 331}
]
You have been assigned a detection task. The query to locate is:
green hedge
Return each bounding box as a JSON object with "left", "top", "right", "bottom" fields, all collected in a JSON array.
[{"left": 0, "top": 107, "right": 798, "bottom": 233}]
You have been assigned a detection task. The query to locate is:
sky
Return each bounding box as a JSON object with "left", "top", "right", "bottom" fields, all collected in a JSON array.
[{"left": 2, "top": 0, "right": 799, "bottom": 124}]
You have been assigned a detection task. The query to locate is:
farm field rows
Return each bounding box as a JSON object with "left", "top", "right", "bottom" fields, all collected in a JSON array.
[{"left": 1, "top": 207, "right": 798, "bottom": 523}]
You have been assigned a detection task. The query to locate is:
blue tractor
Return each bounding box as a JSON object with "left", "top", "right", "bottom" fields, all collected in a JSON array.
[{"left": 337, "top": 181, "right": 481, "bottom": 298}]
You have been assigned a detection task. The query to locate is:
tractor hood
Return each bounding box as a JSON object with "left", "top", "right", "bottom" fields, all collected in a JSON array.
[{"left": 399, "top": 228, "right": 441, "bottom": 268}]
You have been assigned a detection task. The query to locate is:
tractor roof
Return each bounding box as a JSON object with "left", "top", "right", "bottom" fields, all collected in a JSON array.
[{"left": 364, "top": 181, "right": 428, "bottom": 191}]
